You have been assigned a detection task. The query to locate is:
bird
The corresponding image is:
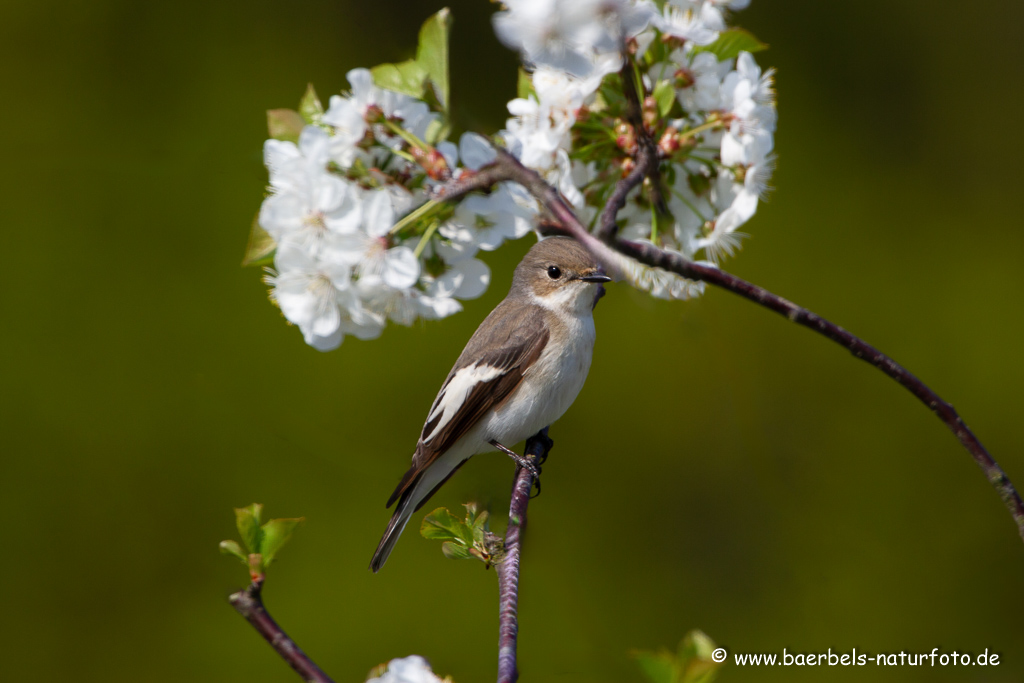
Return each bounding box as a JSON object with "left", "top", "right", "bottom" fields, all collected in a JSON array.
[{"left": 370, "top": 236, "right": 610, "bottom": 572}]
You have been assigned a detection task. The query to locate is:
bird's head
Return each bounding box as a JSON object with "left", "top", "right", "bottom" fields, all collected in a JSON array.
[{"left": 512, "top": 236, "right": 611, "bottom": 314}]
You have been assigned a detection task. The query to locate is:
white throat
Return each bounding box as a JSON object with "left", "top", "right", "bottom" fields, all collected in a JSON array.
[{"left": 530, "top": 283, "right": 598, "bottom": 319}]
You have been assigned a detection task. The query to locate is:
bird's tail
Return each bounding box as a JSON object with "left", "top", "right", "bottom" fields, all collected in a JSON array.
[
  {"left": 369, "top": 487, "right": 417, "bottom": 573},
  {"left": 370, "top": 455, "right": 469, "bottom": 572}
]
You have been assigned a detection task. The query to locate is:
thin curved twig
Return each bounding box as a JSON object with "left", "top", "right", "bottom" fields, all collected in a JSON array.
[
  {"left": 497, "top": 428, "right": 553, "bottom": 683},
  {"left": 230, "top": 580, "right": 335, "bottom": 683},
  {"left": 610, "top": 237, "right": 1024, "bottom": 539}
]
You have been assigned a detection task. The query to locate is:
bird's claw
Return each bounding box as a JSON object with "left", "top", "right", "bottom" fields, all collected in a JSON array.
[
  {"left": 533, "top": 433, "right": 554, "bottom": 465},
  {"left": 490, "top": 439, "right": 543, "bottom": 496}
]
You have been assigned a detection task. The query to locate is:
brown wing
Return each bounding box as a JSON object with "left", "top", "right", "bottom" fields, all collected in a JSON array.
[{"left": 385, "top": 301, "right": 550, "bottom": 508}]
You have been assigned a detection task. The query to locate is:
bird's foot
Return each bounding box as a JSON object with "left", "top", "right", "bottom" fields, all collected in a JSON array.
[{"left": 490, "top": 440, "right": 543, "bottom": 490}]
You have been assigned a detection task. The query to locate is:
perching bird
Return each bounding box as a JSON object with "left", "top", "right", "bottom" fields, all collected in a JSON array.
[{"left": 370, "top": 236, "right": 610, "bottom": 572}]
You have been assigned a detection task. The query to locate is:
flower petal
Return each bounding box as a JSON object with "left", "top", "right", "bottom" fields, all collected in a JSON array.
[{"left": 382, "top": 246, "right": 421, "bottom": 289}]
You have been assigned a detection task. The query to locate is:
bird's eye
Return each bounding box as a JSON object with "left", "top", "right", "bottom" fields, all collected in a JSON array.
[{"left": 547, "top": 265, "right": 562, "bottom": 279}]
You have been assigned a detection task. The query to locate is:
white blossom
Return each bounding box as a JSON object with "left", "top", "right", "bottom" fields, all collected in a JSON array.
[
  {"left": 655, "top": 1, "right": 719, "bottom": 46},
  {"left": 358, "top": 274, "right": 461, "bottom": 326},
  {"left": 493, "top": 0, "right": 655, "bottom": 77},
  {"left": 458, "top": 132, "right": 497, "bottom": 170},
  {"left": 453, "top": 187, "right": 534, "bottom": 251},
  {"left": 331, "top": 190, "right": 421, "bottom": 290},
  {"left": 700, "top": 0, "right": 751, "bottom": 31},
  {"left": 673, "top": 51, "right": 733, "bottom": 112},
  {"left": 366, "top": 656, "right": 443, "bottom": 683},
  {"left": 435, "top": 221, "right": 482, "bottom": 263},
  {"left": 502, "top": 66, "right": 604, "bottom": 208},
  {"left": 323, "top": 68, "right": 438, "bottom": 169},
  {"left": 267, "top": 241, "right": 382, "bottom": 351},
  {"left": 258, "top": 127, "right": 365, "bottom": 261},
  {"left": 427, "top": 257, "right": 491, "bottom": 300}
]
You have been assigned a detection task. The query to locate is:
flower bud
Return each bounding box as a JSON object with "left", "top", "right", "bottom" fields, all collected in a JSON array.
[
  {"left": 659, "top": 127, "right": 681, "bottom": 155},
  {"left": 411, "top": 146, "right": 451, "bottom": 181},
  {"left": 674, "top": 68, "right": 695, "bottom": 90},
  {"left": 363, "top": 104, "right": 385, "bottom": 124},
  {"left": 642, "top": 96, "right": 658, "bottom": 129},
  {"left": 615, "top": 120, "right": 637, "bottom": 155}
]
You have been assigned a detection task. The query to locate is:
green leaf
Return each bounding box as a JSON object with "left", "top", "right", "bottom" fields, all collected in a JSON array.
[
  {"left": 632, "top": 631, "right": 723, "bottom": 683},
  {"left": 416, "top": 8, "right": 452, "bottom": 110},
  {"left": 266, "top": 108, "right": 305, "bottom": 142},
  {"left": 468, "top": 506, "right": 489, "bottom": 545},
  {"left": 235, "top": 504, "right": 264, "bottom": 554},
  {"left": 694, "top": 28, "right": 768, "bottom": 61},
  {"left": 516, "top": 68, "right": 535, "bottom": 100},
  {"left": 242, "top": 213, "right": 276, "bottom": 267},
  {"left": 631, "top": 650, "right": 676, "bottom": 683},
  {"left": 441, "top": 541, "right": 474, "bottom": 560},
  {"left": 678, "top": 630, "right": 722, "bottom": 683},
  {"left": 653, "top": 80, "right": 676, "bottom": 118},
  {"left": 259, "top": 517, "right": 304, "bottom": 567},
  {"left": 420, "top": 507, "right": 472, "bottom": 545},
  {"left": 219, "top": 540, "right": 247, "bottom": 563},
  {"left": 678, "top": 629, "right": 716, "bottom": 663},
  {"left": 371, "top": 59, "right": 429, "bottom": 99},
  {"left": 299, "top": 83, "right": 323, "bottom": 124}
]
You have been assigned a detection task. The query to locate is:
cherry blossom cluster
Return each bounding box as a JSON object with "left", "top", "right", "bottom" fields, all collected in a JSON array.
[
  {"left": 249, "top": 1, "right": 776, "bottom": 349},
  {"left": 256, "top": 69, "right": 532, "bottom": 350},
  {"left": 497, "top": 0, "right": 775, "bottom": 299}
]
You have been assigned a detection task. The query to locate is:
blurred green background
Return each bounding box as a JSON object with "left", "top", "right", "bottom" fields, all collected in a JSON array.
[{"left": 2, "top": 1, "right": 1022, "bottom": 681}]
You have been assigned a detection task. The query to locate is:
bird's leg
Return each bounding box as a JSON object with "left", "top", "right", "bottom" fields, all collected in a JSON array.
[
  {"left": 533, "top": 432, "right": 554, "bottom": 466},
  {"left": 490, "top": 439, "right": 542, "bottom": 487}
]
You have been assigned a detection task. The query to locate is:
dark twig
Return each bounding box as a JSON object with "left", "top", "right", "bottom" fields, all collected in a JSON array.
[
  {"left": 497, "top": 428, "right": 553, "bottom": 683},
  {"left": 230, "top": 580, "right": 335, "bottom": 683},
  {"left": 433, "top": 149, "right": 1024, "bottom": 546},
  {"left": 596, "top": 142, "right": 656, "bottom": 241},
  {"left": 608, "top": 238, "right": 1024, "bottom": 540},
  {"left": 430, "top": 163, "right": 512, "bottom": 204},
  {"left": 594, "top": 59, "right": 665, "bottom": 241}
]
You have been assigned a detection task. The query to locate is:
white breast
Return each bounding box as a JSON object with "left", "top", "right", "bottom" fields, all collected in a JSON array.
[{"left": 472, "top": 289, "right": 597, "bottom": 452}]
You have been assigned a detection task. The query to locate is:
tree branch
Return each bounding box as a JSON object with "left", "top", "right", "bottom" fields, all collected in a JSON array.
[
  {"left": 230, "top": 580, "right": 335, "bottom": 683},
  {"left": 433, "top": 150, "right": 1024, "bottom": 546},
  {"left": 497, "top": 428, "right": 553, "bottom": 683},
  {"left": 596, "top": 142, "right": 657, "bottom": 242}
]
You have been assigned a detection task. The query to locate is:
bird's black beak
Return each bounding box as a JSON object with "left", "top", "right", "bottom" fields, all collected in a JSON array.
[{"left": 579, "top": 272, "right": 612, "bottom": 283}]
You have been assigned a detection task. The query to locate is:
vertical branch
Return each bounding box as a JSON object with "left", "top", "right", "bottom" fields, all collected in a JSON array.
[
  {"left": 497, "top": 428, "right": 553, "bottom": 683},
  {"left": 595, "top": 58, "right": 665, "bottom": 241},
  {"left": 230, "top": 580, "right": 335, "bottom": 683}
]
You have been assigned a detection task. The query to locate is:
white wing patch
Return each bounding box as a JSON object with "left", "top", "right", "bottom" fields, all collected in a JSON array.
[{"left": 423, "top": 363, "right": 506, "bottom": 443}]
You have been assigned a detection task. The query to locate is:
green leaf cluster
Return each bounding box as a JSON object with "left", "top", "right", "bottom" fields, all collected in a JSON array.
[
  {"left": 420, "top": 503, "right": 504, "bottom": 567},
  {"left": 220, "top": 503, "right": 304, "bottom": 581},
  {"left": 632, "top": 630, "right": 724, "bottom": 683}
]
